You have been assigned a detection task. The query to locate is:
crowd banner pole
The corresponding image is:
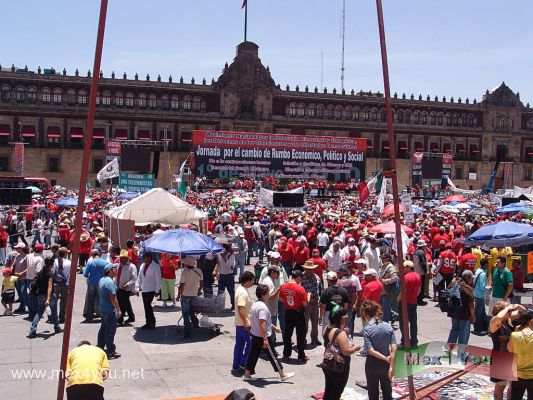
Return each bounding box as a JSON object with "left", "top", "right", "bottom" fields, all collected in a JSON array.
[
  {"left": 56, "top": 1, "right": 109, "bottom": 399},
  {"left": 375, "top": 1, "right": 416, "bottom": 399}
]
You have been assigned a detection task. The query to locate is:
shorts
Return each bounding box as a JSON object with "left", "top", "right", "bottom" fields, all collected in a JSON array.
[{"left": 1, "top": 290, "right": 15, "bottom": 304}]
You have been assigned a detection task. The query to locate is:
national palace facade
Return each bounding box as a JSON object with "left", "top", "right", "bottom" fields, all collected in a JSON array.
[{"left": 1, "top": 41, "right": 532, "bottom": 189}]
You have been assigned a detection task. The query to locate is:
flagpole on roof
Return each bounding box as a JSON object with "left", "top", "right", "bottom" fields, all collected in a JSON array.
[
  {"left": 55, "top": 1, "right": 109, "bottom": 399},
  {"left": 374, "top": 0, "right": 416, "bottom": 399},
  {"left": 242, "top": 0, "right": 248, "bottom": 42}
]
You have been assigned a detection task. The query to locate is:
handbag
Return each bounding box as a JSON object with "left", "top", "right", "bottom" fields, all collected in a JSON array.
[{"left": 319, "top": 329, "right": 346, "bottom": 373}]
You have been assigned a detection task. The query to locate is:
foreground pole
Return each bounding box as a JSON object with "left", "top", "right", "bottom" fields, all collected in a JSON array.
[
  {"left": 56, "top": 1, "right": 108, "bottom": 399},
  {"left": 374, "top": 1, "right": 416, "bottom": 399}
]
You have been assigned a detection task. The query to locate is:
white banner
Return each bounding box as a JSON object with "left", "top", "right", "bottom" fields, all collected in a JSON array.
[
  {"left": 97, "top": 157, "right": 120, "bottom": 182},
  {"left": 447, "top": 177, "right": 481, "bottom": 195},
  {"left": 401, "top": 192, "right": 415, "bottom": 223},
  {"left": 376, "top": 178, "right": 388, "bottom": 213}
]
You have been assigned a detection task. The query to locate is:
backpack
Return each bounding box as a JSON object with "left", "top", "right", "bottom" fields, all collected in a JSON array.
[
  {"left": 224, "top": 389, "right": 255, "bottom": 400},
  {"left": 439, "top": 284, "right": 462, "bottom": 318},
  {"left": 29, "top": 277, "right": 40, "bottom": 296}
]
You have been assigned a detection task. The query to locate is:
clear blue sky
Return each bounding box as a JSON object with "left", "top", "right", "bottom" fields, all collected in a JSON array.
[{"left": 2, "top": 0, "right": 532, "bottom": 105}]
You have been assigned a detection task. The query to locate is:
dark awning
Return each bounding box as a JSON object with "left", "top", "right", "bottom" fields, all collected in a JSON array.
[
  {"left": 398, "top": 141, "right": 408, "bottom": 151},
  {"left": 0, "top": 124, "right": 10, "bottom": 137},
  {"left": 47, "top": 126, "right": 61, "bottom": 138},
  {"left": 22, "top": 126, "right": 36, "bottom": 137},
  {"left": 430, "top": 143, "right": 440, "bottom": 152},
  {"left": 93, "top": 128, "right": 105, "bottom": 139},
  {"left": 470, "top": 144, "right": 480, "bottom": 154},
  {"left": 526, "top": 147, "right": 533, "bottom": 156},
  {"left": 366, "top": 139, "right": 373, "bottom": 149},
  {"left": 115, "top": 129, "right": 128, "bottom": 140},
  {"left": 456, "top": 143, "right": 466, "bottom": 153},
  {"left": 181, "top": 131, "right": 192, "bottom": 142},
  {"left": 414, "top": 142, "right": 424, "bottom": 151},
  {"left": 69, "top": 127, "right": 83, "bottom": 139},
  {"left": 137, "top": 130, "right": 150, "bottom": 141},
  {"left": 381, "top": 140, "right": 390, "bottom": 150},
  {"left": 443, "top": 143, "right": 452, "bottom": 153}
]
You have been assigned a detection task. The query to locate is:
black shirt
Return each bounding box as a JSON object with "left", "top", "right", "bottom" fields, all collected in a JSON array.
[
  {"left": 36, "top": 269, "right": 51, "bottom": 296},
  {"left": 320, "top": 285, "right": 349, "bottom": 311}
]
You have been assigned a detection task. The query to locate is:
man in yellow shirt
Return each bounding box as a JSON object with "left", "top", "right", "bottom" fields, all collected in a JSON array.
[
  {"left": 66, "top": 340, "right": 109, "bottom": 400},
  {"left": 507, "top": 310, "right": 533, "bottom": 399}
]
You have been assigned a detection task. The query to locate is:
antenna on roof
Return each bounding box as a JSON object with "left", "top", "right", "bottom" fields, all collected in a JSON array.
[{"left": 340, "top": 0, "right": 346, "bottom": 92}]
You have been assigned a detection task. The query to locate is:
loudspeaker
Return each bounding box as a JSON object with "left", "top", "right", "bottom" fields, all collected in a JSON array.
[
  {"left": 152, "top": 151, "right": 160, "bottom": 178},
  {"left": 0, "top": 188, "right": 32, "bottom": 205}
]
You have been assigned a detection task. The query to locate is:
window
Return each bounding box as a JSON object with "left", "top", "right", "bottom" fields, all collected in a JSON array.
[
  {"left": 446, "top": 114, "right": 451, "bottom": 125},
  {"left": 430, "top": 114, "right": 436, "bottom": 124},
  {"left": 53, "top": 89, "right": 62, "bottom": 103},
  {"left": 381, "top": 111, "right": 386, "bottom": 122},
  {"left": 421, "top": 113, "right": 427, "bottom": 124},
  {"left": 0, "top": 156, "right": 9, "bottom": 172},
  {"left": 92, "top": 158, "right": 104, "bottom": 173},
  {"left": 95, "top": 96, "right": 101, "bottom": 105},
  {"left": 317, "top": 107, "right": 323, "bottom": 118},
  {"left": 42, "top": 88, "right": 51, "bottom": 103},
  {"left": 371, "top": 110, "right": 377, "bottom": 121},
  {"left": 396, "top": 110, "right": 403, "bottom": 123},
  {"left": 289, "top": 104, "right": 296, "bottom": 116},
  {"left": 525, "top": 168, "right": 532, "bottom": 181},
  {"left": 115, "top": 97, "right": 124, "bottom": 106},
  {"left": 452, "top": 115, "right": 458, "bottom": 126},
  {"left": 437, "top": 114, "right": 443, "bottom": 125},
  {"left": 161, "top": 96, "right": 169, "bottom": 109},
  {"left": 307, "top": 107, "right": 315, "bottom": 117},
  {"left": 499, "top": 119, "right": 505, "bottom": 128},
  {"left": 334, "top": 108, "right": 341, "bottom": 119},
  {"left": 1, "top": 86, "right": 11, "bottom": 101},
  {"left": 352, "top": 110, "right": 359, "bottom": 120},
  {"left": 414, "top": 113, "right": 420, "bottom": 123},
  {"left": 77, "top": 93, "right": 87, "bottom": 104},
  {"left": 66, "top": 90, "right": 76, "bottom": 104},
  {"left": 183, "top": 97, "right": 192, "bottom": 110},
  {"left": 102, "top": 92, "right": 111, "bottom": 105},
  {"left": 28, "top": 88, "right": 37, "bottom": 103},
  {"left": 137, "top": 96, "right": 146, "bottom": 108},
  {"left": 125, "top": 96, "right": 134, "bottom": 107},
  {"left": 455, "top": 167, "right": 463, "bottom": 179},
  {"left": 362, "top": 111, "right": 369, "bottom": 121},
  {"left": 48, "top": 157, "right": 60, "bottom": 172},
  {"left": 297, "top": 106, "right": 305, "bottom": 117},
  {"left": 16, "top": 87, "right": 25, "bottom": 102},
  {"left": 148, "top": 95, "right": 157, "bottom": 108},
  {"left": 404, "top": 112, "right": 411, "bottom": 123},
  {"left": 171, "top": 97, "right": 179, "bottom": 109}
]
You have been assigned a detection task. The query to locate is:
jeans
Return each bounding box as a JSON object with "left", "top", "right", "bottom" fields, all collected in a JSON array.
[
  {"left": 54, "top": 283, "right": 68, "bottom": 322},
  {"left": 447, "top": 318, "right": 471, "bottom": 356},
  {"left": 277, "top": 300, "right": 286, "bottom": 335},
  {"left": 97, "top": 311, "right": 117, "bottom": 354},
  {"left": 380, "top": 294, "right": 392, "bottom": 323},
  {"left": 116, "top": 289, "right": 134, "bottom": 322},
  {"left": 233, "top": 325, "right": 251, "bottom": 369},
  {"left": 235, "top": 253, "right": 246, "bottom": 279},
  {"left": 283, "top": 309, "right": 306, "bottom": 359},
  {"left": 44, "top": 234, "right": 52, "bottom": 248},
  {"left": 365, "top": 356, "right": 393, "bottom": 400},
  {"left": 32, "top": 231, "right": 42, "bottom": 245},
  {"left": 141, "top": 291, "right": 156, "bottom": 327},
  {"left": 0, "top": 247, "right": 6, "bottom": 265},
  {"left": 30, "top": 293, "right": 60, "bottom": 333},
  {"left": 85, "top": 284, "right": 98, "bottom": 320},
  {"left": 398, "top": 302, "right": 418, "bottom": 347},
  {"left": 217, "top": 274, "right": 235, "bottom": 308},
  {"left": 473, "top": 297, "right": 488, "bottom": 333},
  {"left": 180, "top": 296, "right": 198, "bottom": 337},
  {"left": 15, "top": 278, "right": 30, "bottom": 312},
  {"left": 510, "top": 377, "right": 533, "bottom": 400}
]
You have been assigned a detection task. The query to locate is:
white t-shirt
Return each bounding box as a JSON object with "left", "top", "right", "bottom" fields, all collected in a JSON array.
[
  {"left": 323, "top": 249, "right": 342, "bottom": 272},
  {"left": 250, "top": 300, "right": 272, "bottom": 338},
  {"left": 364, "top": 247, "right": 381, "bottom": 270},
  {"left": 317, "top": 232, "right": 330, "bottom": 247}
]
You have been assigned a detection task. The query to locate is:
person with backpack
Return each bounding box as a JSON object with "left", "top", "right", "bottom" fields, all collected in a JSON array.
[
  {"left": 51, "top": 247, "right": 71, "bottom": 323},
  {"left": 446, "top": 270, "right": 475, "bottom": 356},
  {"left": 28, "top": 257, "right": 62, "bottom": 338},
  {"left": 472, "top": 258, "right": 489, "bottom": 335},
  {"left": 489, "top": 256, "right": 514, "bottom": 315}
]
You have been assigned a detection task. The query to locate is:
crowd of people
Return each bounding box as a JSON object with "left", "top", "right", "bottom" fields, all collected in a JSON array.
[{"left": 0, "top": 182, "right": 532, "bottom": 400}]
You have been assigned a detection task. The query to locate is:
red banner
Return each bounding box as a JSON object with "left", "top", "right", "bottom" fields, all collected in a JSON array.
[
  {"left": 106, "top": 140, "right": 121, "bottom": 156},
  {"left": 14, "top": 143, "right": 24, "bottom": 177}
]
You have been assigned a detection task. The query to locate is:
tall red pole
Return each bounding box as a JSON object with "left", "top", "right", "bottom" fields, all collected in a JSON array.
[
  {"left": 374, "top": 1, "right": 416, "bottom": 399},
  {"left": 56, "top": 1, "right": 108, "bottom": 399}
]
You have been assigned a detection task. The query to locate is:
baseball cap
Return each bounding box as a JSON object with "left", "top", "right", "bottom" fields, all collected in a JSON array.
[
  {"left": 269, "top": 251, "right": 281, "bottom": 259},
  {"left": 292, "top": 270, "right": 304, "bottom": 278},
  {"left": 326, "top": 271, "right": 338, "bottom": 281},
  {"left": 417, "top": 240, "right": 426, "bottom": 247},
  {"left": 363, "top": 268, "right": 378, "bottom": 277},
  {"left": 33, "top": 243, "right": 44, "bottom": 251},
  {"left": 104, "top": 264, "right": 117, "bottom": 273},
  {"left": 14, "top": 243, "right": 26, "bottom": 249},
  {"left": 311, "top": 248, "right": 320, "bottom": 255}
]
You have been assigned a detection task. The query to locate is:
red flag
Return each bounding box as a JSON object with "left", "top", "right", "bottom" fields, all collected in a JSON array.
[
  {"left": 241, "top": 0, "right": 247, "bottom": 8},
  {"left": 358, "top": 182, "right": 370, "bottom": 205}
]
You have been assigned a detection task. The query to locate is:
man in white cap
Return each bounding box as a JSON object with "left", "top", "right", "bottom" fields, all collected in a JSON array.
[
  {"left": 301, "top": 260, "right": 321, "bottom": 345},
  {"left": 413, "top": 239, "right": 428, "bottom": 305},
  {"left": 233, "top": 228, "right": 248, "bottom": 280},
  {"left": 177, "top": 256, "right": 203, "bottom": 339}
]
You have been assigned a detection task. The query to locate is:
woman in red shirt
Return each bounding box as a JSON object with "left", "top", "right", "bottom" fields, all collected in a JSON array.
[{"left": 160, "top": 253, "right": 180, "bottom": 307}]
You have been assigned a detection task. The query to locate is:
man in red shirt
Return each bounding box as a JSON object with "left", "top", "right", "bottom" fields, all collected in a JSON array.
[
  {"left": 279, "top": 270, "right": 309, "bottom": 362},
  {"left": 436, "top": 242, "right": 457, "bottom": 293},
  {"left": 293, "top": 237, "right": 310, "bottom": 270},
  {"left": 397, "top": 260, "right": 421, "bottom": 347},
  {"left": 279, "top": 238, "right": 295, "bottom": 276},
  {"left": 431, "top": 227, "right": 449, "bottom": 251},
  {"left": 458, "top": 246, "right": 477, "bottom": 274},
  {"left": 361, "top": 268, "right": 382, "bottom": 303},
  {"left": 310, "top": 248, "right": 327, "bottom": 282}
]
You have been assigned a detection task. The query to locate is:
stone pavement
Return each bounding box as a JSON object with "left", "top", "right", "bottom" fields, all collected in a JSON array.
[{"left": 0, "top": 262, "right": 500, "bottom": 400}]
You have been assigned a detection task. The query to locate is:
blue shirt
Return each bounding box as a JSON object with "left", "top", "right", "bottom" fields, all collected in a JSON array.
[
  {"left": 363, "top": 319, "right": 396, "bottom": 356},
  {"left": 83, "top": 258, "right": 107, "bottom": 286},
  {"left": 473, "top": 268, "right": 487, "bottom": 299},
  {"left": 98, "top": 276, "right": 116, "bottom": 314}
]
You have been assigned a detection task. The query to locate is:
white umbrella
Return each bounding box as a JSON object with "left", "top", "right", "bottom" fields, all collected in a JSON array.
[
  {"left": 454, "top": 203, "right": 472, "bottom": 210},
  {"left": 436, "top": 205, "right": 460, "bottom": 213}
]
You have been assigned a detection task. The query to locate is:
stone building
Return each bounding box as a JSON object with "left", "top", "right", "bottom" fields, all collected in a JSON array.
[{"left": 0, "top": 41, "right": 532, "bottom": 189}]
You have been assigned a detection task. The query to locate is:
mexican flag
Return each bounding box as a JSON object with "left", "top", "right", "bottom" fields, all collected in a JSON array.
[
  {"left": 176, "top": 160, "right": 188, "bottom": 199},
  {"left": 358, "top": 170, "right": 382, "bottom": 204}
]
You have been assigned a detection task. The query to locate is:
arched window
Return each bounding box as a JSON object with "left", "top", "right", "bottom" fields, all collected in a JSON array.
[
  {"left": 1, "top": 85, "right": 11, "bottom": 101},
  {"left": 334, "top": 106, "right": 342, "bottom": 119},
  {"left": 404, "top": 111, "right": 411, "bottom": 124},
  {"left": 316, "top": 105, "right": 324, "bottom": 118},
  {"left": 362, "top": 108, "right": 370, "bottom": 121},
  {"left": 148, "top": 94, "right": 157, "bottom": 108},
  {"left": 137, "top": 93, "right": 147, "bottom": 108},
  {"left": 16, "top": 87, "right": 25, "bottom": 102},
  {"left": 192, "top": 96, "right": 201, "bottom": 111},
  {"left": 396, "top": 110, "right": 404, "bottom": 123},
  {"left": 468, "top": 114, "right": 475, "bottom": 127},
  {"left": 170, "top": 95, "right": 179, "bottom": 109},
  {"left": 413, "top": 111, "right": 420, "bottom": 123},
  {"left": 381, "top": 109, "right": 386, "bottom": 122},
  {"left": 114, "top": 91, "right": 124, "bottom": 106},
  {"left": 307, "top": 104, "right": 316, "bottom": 117},
  {"left": 161, "top": 94, "right": 169, "bottom": 109},
  {"left": 297, "top": 103, "right": 305, "bottom": 117},
  {"left": 430, "top": 112, "right": 436, "bottom": 125},
  {"left": 370, "top": 108, "right": 378, "bottom": 121},
  {"left": 182, "top": 95, "right": 192, "bottom": 110},
  {"left": 527, "top": 118, "right": 533, "bottom": 130},
  {"left": 461, "top": 114, "right": 467, "bottom": 127},
  {"left": 28, "top": 87, "right": 37, "bottom": 103},
  {"left": 352, "top": 107, "right": 360, "bottom": 120},
  {"left": 326, "top": 105, "right": 334, "bottom": 119},
  {"left": 452, "top": 114, "right": 459, "bottom": 126},
  {"left": 102, "top": 90, "right": 111, "bottom": 106},
  {"left": 437, "top": 113, "right": 443, "bottom": 125},
  {"left": 125, "top": 92, "right": 134, "bottom": 107},
  {"left": 77, "top": 89, "right": 87, "bottom": 105},
  {"left": 446, "top": 113, "right": 451, "bottom": 125},
  {"left": 41, "top": 87, "right": 51, "bottom": 103},
  {"left": 52, "top": 88, "right": 62, "bottom": 103},
  {"left": 66, "top": 89, "right": 76, "bottom": 104},
  {"left": 421, "top": 112, "right": 427, "bottom": 124}
]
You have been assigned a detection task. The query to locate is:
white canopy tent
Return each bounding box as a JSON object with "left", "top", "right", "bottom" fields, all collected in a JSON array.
[{"left": 106, "top": 188, "right": 206, "bottom": 226}]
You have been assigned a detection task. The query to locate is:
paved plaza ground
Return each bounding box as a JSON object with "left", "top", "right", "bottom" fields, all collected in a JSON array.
[{"left": 0, "top": 260, "right": 505, "bottom": 400}]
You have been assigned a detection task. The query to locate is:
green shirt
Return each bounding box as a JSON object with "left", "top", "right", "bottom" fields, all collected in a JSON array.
[{"left": 492, "top": 267, "right": 513, "bottom": 298}]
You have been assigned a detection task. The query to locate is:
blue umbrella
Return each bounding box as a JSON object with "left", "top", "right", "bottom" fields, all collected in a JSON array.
[
  {"left": 466, "top": 221, "right": 533, "bottom": 247},
  {"left": 495, "top": 203, "right": 529, "bottom": 215},
  {"left": 55, "top": 197, "right": 92, "bottom": 207},
  {"left": 141, "top": 229, "right": 224, "bottom": 256},
  {"left": 449, "top": 201, "right": 460, "bottom": 206},
  {"left": 412, "top": 205, "right": 424, "bottom": 214},
  {"left": 423, "top": 200, "right": 439, "bottom": 207},
  {"left": 117, "top": 191, "right": 140, "bottom": 200}
]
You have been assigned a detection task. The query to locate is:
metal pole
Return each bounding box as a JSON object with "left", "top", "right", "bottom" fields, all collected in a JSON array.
[
  {"left": 162, "top": 125, "right": 169, "bottom": 189},
  {"left": 341, "top": 0, "right": 346, "bottom": 92},
  {"left": 244, "top": 3, "right": 248, "bottom": 42},
  {"left": 374, "top": 1, "right": 416, "bottom": 399},
  {"left": 56, "top": 1, "right": 108, "bottom": 399}
]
